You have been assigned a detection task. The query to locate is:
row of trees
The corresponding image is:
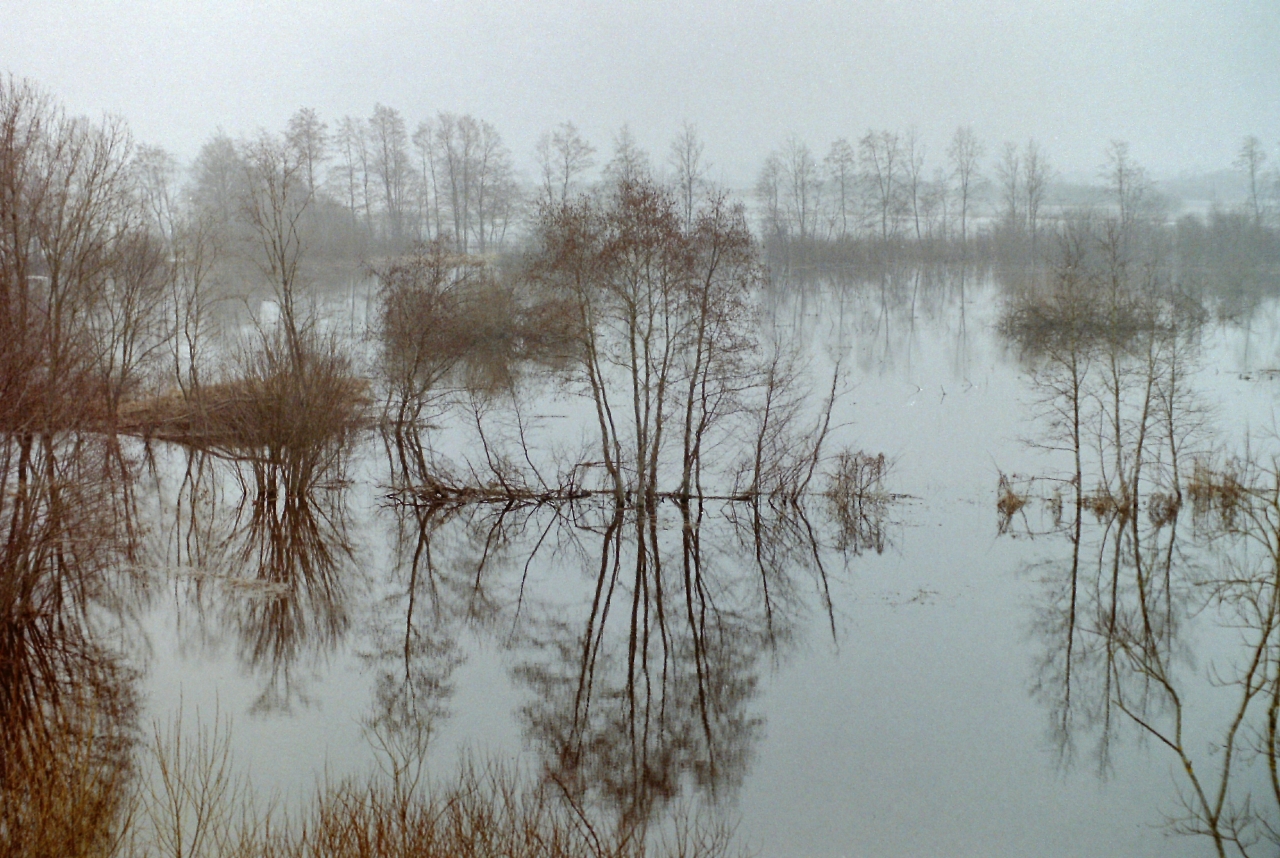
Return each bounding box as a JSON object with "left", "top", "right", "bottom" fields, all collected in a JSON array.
[
  {"left": 181, "top": 109, "right": 719, "bottom": 259},
  {"left": 754, "top": 127, "right": 1051, "bottom": 250},
  {"left": 756, "top": 130, "right": 1280, "bottom": 262},
  {"left": 159, "top": 98, "right": 1280, "bottom": 267},
  {"left": 184, "top": 106, "right": 521, "bottom": 257}
]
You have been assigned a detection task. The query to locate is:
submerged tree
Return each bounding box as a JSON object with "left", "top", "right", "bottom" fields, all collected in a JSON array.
[{"left": 531, "top": 177, "right": 777, "bottom": 506}]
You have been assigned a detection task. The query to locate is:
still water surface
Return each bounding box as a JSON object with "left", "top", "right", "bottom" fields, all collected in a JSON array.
[{"left": 137, "top": 270, "right": 1278, "bottom": 857}]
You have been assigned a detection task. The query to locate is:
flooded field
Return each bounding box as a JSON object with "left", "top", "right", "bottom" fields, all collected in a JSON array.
[
  {"left": 4, "top": 4, "right": 1278, "bottom": 851},
  {"left": 114, "top": 263, "right": 1280, "bottom": 858}
]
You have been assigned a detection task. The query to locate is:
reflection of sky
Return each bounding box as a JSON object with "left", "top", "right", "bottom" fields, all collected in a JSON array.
[
  {"left": 138, "top": 274, "right": 1272, "bottom": 854},
  {"left": 742, "top": 494, "right": 1203, "bottom": 858}
]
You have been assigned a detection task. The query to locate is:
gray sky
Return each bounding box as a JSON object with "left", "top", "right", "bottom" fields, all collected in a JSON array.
[{"left": 5, "top": 0, "right": 1278, "bottom": 185}]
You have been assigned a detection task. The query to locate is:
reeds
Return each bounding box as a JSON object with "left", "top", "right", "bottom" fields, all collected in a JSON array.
[
  {"left": 1187, "top": 457, "right": 1246, "bottom": 530},
  {"left": 127, "top": 717, "right": 743, "bottom": 858}
]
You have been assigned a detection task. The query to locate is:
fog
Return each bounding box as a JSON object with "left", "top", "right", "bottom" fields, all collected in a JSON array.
[
  {"left": 5, "top": 5, "right": 1280, "bottom": 858},
  {"left": 5, "top": 1, "right": 1278, "bottom": 182}
]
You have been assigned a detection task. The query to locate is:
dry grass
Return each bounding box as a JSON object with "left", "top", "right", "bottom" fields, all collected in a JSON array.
[
  {"left": 117, "top": 331, "right": 370, "bottom": 459},
  {"left": 16, "top": 706, "right": 748, "bottom": 858},
  {"left": 1187, "top": 458, "right": 1247, "bottom": 529},
  {"left": 996, "top": 474, "right": 1027, "bottom": 518},
  {"left": 1080, "top": 485, "right": 1137, "bottom": 524}
]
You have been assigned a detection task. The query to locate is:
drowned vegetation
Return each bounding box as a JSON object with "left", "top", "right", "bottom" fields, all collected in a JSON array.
[{"left": 380, "top": 177, "right": 848, "bottom": 510}]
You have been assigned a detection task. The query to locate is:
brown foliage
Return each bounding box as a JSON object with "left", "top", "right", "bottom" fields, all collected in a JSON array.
[
  {"left": 119, "top": 330, "right": 369, "bottom": 469},
  {"left": 376, "top": 240, "right": 579, "bottom": 413}
]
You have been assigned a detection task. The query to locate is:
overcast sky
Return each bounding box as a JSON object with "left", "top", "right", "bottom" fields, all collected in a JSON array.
[{"left": 5, "top": 1, "right": 1278, "bottom": 186}]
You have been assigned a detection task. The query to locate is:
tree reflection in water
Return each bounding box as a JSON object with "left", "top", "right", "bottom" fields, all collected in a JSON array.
[
  {"left": 1002, "top": 216, "right": 1280, "bottom": 855},
  {"left": 159, "top": 433, "right": 356, "bottom": 714},
  {"left": 0, "top": 432, "right": 141, "bottom": 851},
  {"left": 376, "top": 426, "right": 893, "bottom": 851}
]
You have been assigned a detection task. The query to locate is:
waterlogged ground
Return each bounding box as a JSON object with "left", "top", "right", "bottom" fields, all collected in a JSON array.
[{"left": 136, "top": 270, "right": 1280, "bottom": 857}]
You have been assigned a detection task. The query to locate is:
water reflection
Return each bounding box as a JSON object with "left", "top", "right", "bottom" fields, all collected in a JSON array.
[
  {"left": 377, "top": 420, "right": 893, "bottom": 847},
  {"left": 769, "top": 262, "right": 991, "bottom": 391},
  {"left": 158, "top": 438, "right": 356, "bottom": 714},
  {"left": 0, "top": 429, "right": 140, "bottom": 850},
  {"left": 513, "top": 501, "right": 767, "bottom": 841},
  {"left": 998, "top": 217, "right": 1280, "bottom": 853}
]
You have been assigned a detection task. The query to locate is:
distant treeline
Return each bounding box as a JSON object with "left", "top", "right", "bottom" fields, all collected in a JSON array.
[
  {"left": 5, "top": 71, "right": 1278, "bottom": 285},
  {"left": 136, "top": 95, "right": 1278, "bottom": 265}
]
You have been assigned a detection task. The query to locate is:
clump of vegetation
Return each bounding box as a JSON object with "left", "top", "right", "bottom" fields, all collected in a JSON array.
[
  {"left": 1082, "top": 486, "right": 1136, "bottom": 524},
  {"left": 825, "top": 450, "right": 890, "bottom": 553},
  {"left": 996, "top": 473, "right": 1027, "bottom": 519},
  {"left": 120, "top": 329, "right": 369, "bottom": 465},
  {"left": 1147, "top": 490, "right": 1182, "bottom": 528},
  {"left": 1187, "top": 457, "right": 1247, "bottom": 531}
]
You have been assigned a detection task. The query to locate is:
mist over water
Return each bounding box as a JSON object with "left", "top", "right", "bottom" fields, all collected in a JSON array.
[{"left": 2, "top": 61, "right": 1280, "bottom": 857}]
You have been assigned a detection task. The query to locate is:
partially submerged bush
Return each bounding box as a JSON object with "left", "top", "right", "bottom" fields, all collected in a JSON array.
[
  {"left": 825, "top": 450, "right": 890, "bottom": 553},
  {"left": 1187, "top": 457, "right": 1247, "bottom": 531},
  {"left": 996, "top": 473, "right": 1027, "bottom": 519},
  {"left": 376, "top": 241, "right": 579, "bottom": 412},
  {"left": 119, "top": 328, "right": 368, "bottom": 466}
]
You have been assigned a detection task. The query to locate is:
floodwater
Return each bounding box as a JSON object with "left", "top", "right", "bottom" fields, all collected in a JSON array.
[{"left": 131, "top": 266, "right": 1279, "bottom": 857}]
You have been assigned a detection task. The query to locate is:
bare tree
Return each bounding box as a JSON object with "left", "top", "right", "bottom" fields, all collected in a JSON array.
[
  {"left": 95, "top": 227, "right": 171, "bottom": 416},
  {"left": 535, "top": 121, "right": 595, "bottom": 207},
  {"left": 412, "top": 118, "right": 441, "bottom": 242},
  {"left": 755, "top": 153, "right": 786, "bottom": 244},
  {"left": 668, "top": 121, "right": 708, "bottom": 227},
  {"left": 286, "top": 107, "right": 329, "bottom": 200},
  {"left": 996, "top": 141, "right": 1022, "bottom": 234},
  {"left": 947, "top": 126, "right": 983, "bottom": 248},
  {"left": 168, "top": 210, "right": 219, "bottom": 397},
  {"left": 782, "top": 137, "right": 821, "bottom": 241},
  {"left": 0, "top": 74, "right": 154, "bottom": 433},
  {"left": 240, "top": 131, "right": 311, "bottom": 363},
  {"left": 429, "top": 113, "right": 517, "bottom": 254},
  {"left": 860, "top": 129, "right": 901, "bottom": 244},
  {"left": 330, "top": 115, "right": 371, "bottom": 231},
  {"left": 1102, "top": 140, "right": 1146, "bottom": 235},
  {"left": 824, "top": 138, "right": 857, "bottom": 240},
  {"left": 190, "top": 131, "right": 246, "bottom": 242},
  {"left": 133, "top": 145, "right": 217, "bottom": 395},
  {"left": 603, "top": 124, "right": 651, "bottom": 187},
  {"left": 1235, "top": 135, "right": 1267, "bottom": 227},
  {"left": 468, "top": 118, "right": 517, "bottom": 254},
  {"left": 132, "top": 145, "right": 181, "bottom": 241},
  {"left": 1023, "top": 139, "right": 1052, "bottom": 257},
  {"left": 532, "top": 178, "right": 767, "bottom": 506},
  {"left": 433, "top": 113, "right": 479, "bottom": 251},
  {"left": 369, "top": 104, "right": 414, "bottom": 246},
  {"left": 902, "top": 128, "right": 927, "bottom": 243}
]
